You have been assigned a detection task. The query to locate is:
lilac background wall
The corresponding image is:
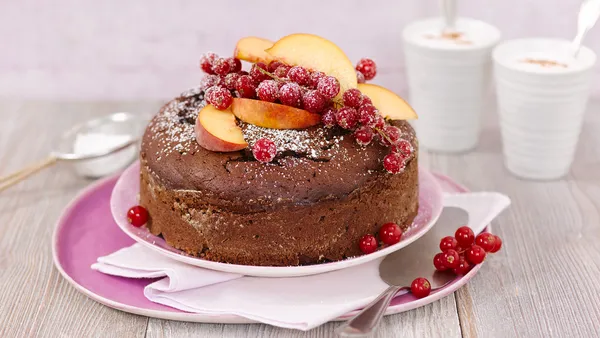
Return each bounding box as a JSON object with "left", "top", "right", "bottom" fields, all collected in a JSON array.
[{"left": 1, "top": 0, "right": 598, "bottom": 100}]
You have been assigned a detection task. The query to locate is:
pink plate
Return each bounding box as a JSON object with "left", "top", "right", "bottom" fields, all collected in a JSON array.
[
  {"left": 52, "top": 170, "right": 488, "bottom": 323},
  {"left": 110, "top": 162, "right": 444, "bottom": 277}
]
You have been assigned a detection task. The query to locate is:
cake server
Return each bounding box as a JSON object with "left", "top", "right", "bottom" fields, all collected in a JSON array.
[{"left": 336, "top": 192, "right": 510, "bottom": 336}]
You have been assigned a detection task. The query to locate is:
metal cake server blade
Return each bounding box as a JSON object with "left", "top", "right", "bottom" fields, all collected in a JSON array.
[{"left": 336, "top": 192, "right": 510, "bottom": 337}]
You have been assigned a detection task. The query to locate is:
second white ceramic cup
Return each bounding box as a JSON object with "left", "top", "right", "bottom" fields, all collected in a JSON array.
[
  {"left": 493, "top": 38, "right": 597, "bottom": 180},
  {"left": 403, "top": 18, "right": 501, "bottom": 152}
]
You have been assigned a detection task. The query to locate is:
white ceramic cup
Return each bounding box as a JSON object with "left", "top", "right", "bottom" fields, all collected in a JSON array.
[
  {"left": 403, "top": 18, "right": 501, "bottom": 152},
  {"left": 493, "top": 38, "right": 597, "bottom": 180}
]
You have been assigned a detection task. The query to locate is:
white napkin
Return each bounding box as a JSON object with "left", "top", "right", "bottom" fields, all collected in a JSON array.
[{"left": 92, "top": 192, "right": 510, "bottom": 330}]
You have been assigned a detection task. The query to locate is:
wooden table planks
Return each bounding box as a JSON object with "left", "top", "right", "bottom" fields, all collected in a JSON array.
[{"left": 0, "top": 100, "right": 599, "bottom": 338}]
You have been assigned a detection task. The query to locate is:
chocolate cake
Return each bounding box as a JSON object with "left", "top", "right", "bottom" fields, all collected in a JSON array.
[{"left": 139, "top": 86, "right": 419, "bottom": 266}]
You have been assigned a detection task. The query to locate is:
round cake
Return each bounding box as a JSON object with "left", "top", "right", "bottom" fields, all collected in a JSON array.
[{"left": 137, "top": 34, "right": 420, "bottom": 266}]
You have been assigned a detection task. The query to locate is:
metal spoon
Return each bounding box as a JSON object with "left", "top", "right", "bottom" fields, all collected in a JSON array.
[
  {"left": 572, "top": 0, "right": 600, "bottom": 57},
  {"left": 440, "top": 0, "right": 458, "bottom": 32},
  {"left": 0, "top": 112, "right": 148, "bottom": 192}
]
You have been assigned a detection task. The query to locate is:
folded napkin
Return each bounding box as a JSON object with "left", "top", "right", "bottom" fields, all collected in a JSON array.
[{"left": 92, "top": 192, "right": 510, "bottom": 330}]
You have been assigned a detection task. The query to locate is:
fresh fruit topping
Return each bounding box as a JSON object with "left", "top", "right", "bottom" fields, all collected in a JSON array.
[
  {"left": 200, "top": 74, "right": 221, "bottom": 91},
  {"left": 235, "top": 75, "right": 257, "bottom": 99},
  {"left": 279, "top": 82, "right": 302, "bottom": 107},
  {"left": 127, "top": 205, "right": 148, "bottom": 227},
  {"left": 234, "top": 36, "right": 274, "bottom": 64},
  {"left": 224, "top": 73, "right": 240, "bottom": 90},
  {"left": 379, "top": 222, "right": 402, "bottom": 245},
  {"left": 434, "top": 253, "right": 449, "bottom": 271},
  {"left": 335, "top": 107, "right": 358, "bottom": 130},
  {"left": 317, "top": 76, "right": 341, "bottom": 99},
  {"left": 206, "top": 86, "right": 233, "bottom": 110},
  {"left": 466, "top": 245, "right": 486, "bottom": 265},
  {"left": 265, "top": 33, "right": 357, "bottom": 99},
  {"left": 250, "top": 62, "right": 270, "bottom": 83},
  {"left": 362, "top": 96, "right": 372, "bottom": 105},
  {"left": 455, "top": 226, "right": 475, "bottom": 247},
  {"left": 287, "top": 66, "right": 310, "bottom": 86},
  {"left": 200, "top": 52, "right": 218, "bottom": 74},
  {"left": 195, "top": 105, "right": 248, "bottom": 152},
  {"left": 381, "top": 126, "right": 402, "bottom": 146},
  {"left": 490, "top": 235, "right": 502, "bottom": 253},
  {"left": 439, "top": 236, "right": 458, "bottom": 252},
  {"left": 228, "top": 57, "right": 242, "bottom": 73},
  {"left": 372, "top": 115, "right": 385, "bottom": 129},
  {"left": 453, "top": 256, "right": 472, "bottom": 275},
  {"left": 252, "top": 138, "right": 277, "bottom": 163},
  {"left": 268, "top": 61, "right": 284, "bottom": 72},
  {"left": 383, "top": 153, "right": 405, "bottom": 174},
  {"left": 356, "top": 58, "right": 377, "bottom": 80},
  {"left": 354, "top": 126, "right": 374, "bottom": 146},
  {"left": 410, "top": 277, "right": 431, "bottom": 298},
  {"left": 357, "top": 83, "right": 417, "bottom": 120},
  {"left": 359, "top": 234, "right": 378, "bottom": 254},
  {"left": 442, "top": 249, "right": 460, "bottom": 269},
  {"left": 321, "top": 107, "right": 337, "bottom": 128},
  {"left": 342, "top": 88, "right": 364, "bottom": 108},
  {"left": 302, "top": 90, "right": 326, "bottom": 113},
  {"left": 309, "top": 71, "right": 325, "bottom": 89},
  {"left": 273, "top": 66, "right": 290, "bottom": 78},
  {"left": 356, "top": 71, "right": 366, "bottom": 84},
  {"left": 230, "top": 98, "right": 321, "bottom": 129},
  {"left": 394, "top": 139, "right": 413, "bottom": 157},
  {"left": 475, "top": 232, "right": 497, "bottom": 252},
  {"left": 212, "top": 58, "right": 231, "bottom": 76},
  {"left": 358, "top": 104, "right": 377, "bottom": 126},
  {"left": 257, "top": 80, "right": 279, "bottom": 102}
]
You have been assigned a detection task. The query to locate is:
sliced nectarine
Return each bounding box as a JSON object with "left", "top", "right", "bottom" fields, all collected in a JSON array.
[
  {"left": 234, "top": 37, "right": 274, "bottom": 64},
  {"left": 195, "top": 105, "right": 248, "bottom": 152},
  {"left": 358, "top": 83, "right": 418, "bottom": 120},
  {"left": 231, "top": 98, "right": 321, "bottom": 130},
  {"left": 265, "top": 34, "right": 357, "bottom": 99}
]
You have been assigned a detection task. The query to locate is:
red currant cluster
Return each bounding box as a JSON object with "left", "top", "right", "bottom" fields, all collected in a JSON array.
[
  {"left": 127, "top": 205, "right": 149, "bottom": 227},
  {"left": 434, "top": 226, "right": 503, "bottom": 275},
  {"left": 358, "top": 222, "right": 403, "bottom": 254}
]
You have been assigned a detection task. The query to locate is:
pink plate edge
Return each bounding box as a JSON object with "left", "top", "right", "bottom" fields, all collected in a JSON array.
[{"left": 51, "top": 170, "right": 488, "bottom": 324}]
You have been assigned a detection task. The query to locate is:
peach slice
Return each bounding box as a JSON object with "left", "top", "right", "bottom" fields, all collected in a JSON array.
[
  {"left": 358, "top": 83, "right": 418, "bottom": 120},
  {"left": 231, "top": 98, "right": 321, "bottom": 129},
  {"left": 234, "top": 37, "right": 274, "bottom": 64},
  {"left": 265, "top": 34, "right": 357, "bottom": 99},
  {"left": 195, "top": 105, "right": 248, "bottom": 152}
]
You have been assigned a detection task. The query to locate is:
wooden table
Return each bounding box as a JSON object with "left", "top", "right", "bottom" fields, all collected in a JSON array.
[{"left": 1, "top": 99, "right": 599, "bottom": 338}]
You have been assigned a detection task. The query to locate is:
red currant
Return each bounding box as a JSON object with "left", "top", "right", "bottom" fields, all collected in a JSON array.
[
  {"left": 302, "top": 90, "right": 326, "bottom": 113},
  {"left": 206, "top": 86, "right": 233, "bottom": 110},
  {"left": 200, "top": 74, "right": 221, "bottom": 91},
  {"left": 342, "top": 88, "right": 364, "bottom": 108},
  {"left": 335, "top": 107, "right": 358, "bottom": 130},
  {"left": 317, "top": 76, "right": 340, "bottom": 99},
  {"left": 381, "top": 126, "right": 402, "bottom": 146},
  {"left": 358, "top": 104, "right": 377, "bottom": 126},
  {"left": 393, "top": 139, "right": 413, "bottom": 157},
  {"left": 273, "top": 65, "right": 291, "bottom": 78},
  {"left": 308, "top": 71, "right": 325, "bottom": 89},
  {"left": 199, "top": 52, "right": 217, "bottom": 74},
  {"left": 439, "top": 236, "right": 458, "bottom": 252},
  {"left": 379, "top": 222, "right": 402, "bottom": 245},
  {"left": 453, "top": 256, "right": 472, "bottom": 275},
  {"left": 442, "top": 249, "right": 460, "bottom": 269},
  {"left": 223, "top": 73, "right": 240, "bottom": 90},
  {"left": 362, "top": 95, "right": 373, "bottom": 106},
  {"left": 227, "top": 57, "right": 242, "bottom": 73},
  {"left": 373, "top": 115, "right": 385, "bottom": 129},
  {"left": 235, "top": 75, "right": 257, "bottom": 99},
  {"left": 358, "top": 234, "right": 378, "bottom": 254},
  {"left": 466, "top": 245, "right": 486, "bottom": 265},
  {"left": 127, "top": 205, "right": 148, "bottom": 227},
  {"left": 490, "top": 235, "right": 502, "bottom": 253},
  {"left": 455, "top": 226, "right": 475, "bottom": 247},
  {"left": 383, "top": 153, "right": 405, "bottom": 174},
  {"left": 356, "top": 58, "right": 377, "bottom": 80},
  {"left": 354, "top": 126, "right": 374, "bottom": 146},
  {"left": 212, "top": 58, "right": 231, "bottom": 76},
  {"left": 433, "top": 253, "right": 448, "bottom": 271},
  {"left": 268, "top": 61, "right": 284, "bottom": 72},
  {"left": 321, "top": 107, "right": 337, "bottom": 128},
  {"left": 356, "top": 71, "right": 366, "bottom": 84},
  {"left": 475, "top": 233, "right": 497, "bottom": 252},
  {"left": 257, "top": 80, "right": 279, "bottom": 102},
  {"left": 287, "top": 66, "right": 310, "bottom": 86},
  {"left": 250, "top": 62, "right": 270, "bottom": 83},
  {"left": 410, "top": 277, "right": 431, "bottom": 298},
  {"left": 252, "top": 138, "right": 277, "bottom": 163},
  {"left": 277, "top": 83, "right": 300, "bottom": 107}
]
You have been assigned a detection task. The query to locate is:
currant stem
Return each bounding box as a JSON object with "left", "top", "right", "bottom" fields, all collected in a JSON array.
[
  {"left": 374, "top": 127, "right": 393, "bottom": 145},
  {"left": 257, "top": 67, "right": 289, "bottom": 83}
]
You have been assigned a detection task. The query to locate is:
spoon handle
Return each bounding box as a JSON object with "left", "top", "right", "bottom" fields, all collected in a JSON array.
[
  {"left": 440, "top": 0, "right": 457, "bottom": 31},
  {"left": 335, "top": 285, "right": 404, "bottom": 336},
  {"left": 0, "top": 156, "right": 58, "bottom": 192}
]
